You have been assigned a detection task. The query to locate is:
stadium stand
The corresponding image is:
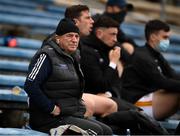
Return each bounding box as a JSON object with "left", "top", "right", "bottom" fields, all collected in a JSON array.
[{"left": 0, "top": 0, "right": 179, "bottom": 134}]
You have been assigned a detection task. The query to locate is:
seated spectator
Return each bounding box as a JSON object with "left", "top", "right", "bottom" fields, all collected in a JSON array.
[
  {"left": 121, "top": 19, "right": 180, "bottom": 120},
  {"left": 94, "top": 0, "right": 136, "bottom": 54},
  {"left": 81, "top": 15, "right": 125, "bottom": 107},
  {"left": 24, "top": 18, "right": 113, "bottom": 135}
]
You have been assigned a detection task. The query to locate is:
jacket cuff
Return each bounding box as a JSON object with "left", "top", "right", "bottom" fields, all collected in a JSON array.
[
  {"left": 51, "top": 105, "right": 57, "bottom": 114},
  {"left": 109, "top": 62, "right": 117, "bottom": 69}
]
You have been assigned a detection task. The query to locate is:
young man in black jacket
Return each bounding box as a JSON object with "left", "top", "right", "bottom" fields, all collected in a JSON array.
[
  {"left": 24, "top": 18, "right": 113, "bottom": 135},
  {"left": 121, "top": 19, "right": 180, "bottom": 120},
  {"left": 81, "top": 16, "right": 122, "bottom": 97}
]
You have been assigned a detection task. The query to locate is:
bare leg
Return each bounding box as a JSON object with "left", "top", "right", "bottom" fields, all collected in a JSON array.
[
  {"left": 82, "top": 94, "right": 95, "bottom": 117},
  {"left": 82, "top": 93, "right": 118, "bottom": 118},
  {"left": 152, "top": 89, "right": 180, "bottom": 120}
]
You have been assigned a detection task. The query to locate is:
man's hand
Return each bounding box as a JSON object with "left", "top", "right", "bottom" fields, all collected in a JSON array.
[
  {"left": 109, "top": 47, "right": 121, "bottom": 64},
  {"left": 51, "top": 105, "right": 61, "bottom": 116}
]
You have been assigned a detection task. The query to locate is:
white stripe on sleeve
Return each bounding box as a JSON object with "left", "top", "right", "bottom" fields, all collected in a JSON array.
[{"left": 28, "top": 54, "right": 47, "bottom": 81}]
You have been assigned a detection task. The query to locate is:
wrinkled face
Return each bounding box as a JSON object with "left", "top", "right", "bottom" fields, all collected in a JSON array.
[
  {"left": 74, "top": 10, "right": 94, "bottom": 36},
  {"left": 96, "top": 27, "right": 118, "bottom": 47},
  {"left": 150, "top": 30, "right": 170, "bottom": 48},
  {"left": 56, "top": 32, "right": 80, "bottom": 54}
]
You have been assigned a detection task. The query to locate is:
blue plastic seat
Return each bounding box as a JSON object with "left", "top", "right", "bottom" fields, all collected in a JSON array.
[
  {"left": 0, "top": 74, "right": 26, "bottom": 87},
  {"left": 0, "top": 60, "right": 29, "bottom": 72},
  {"left": 0, "top": 46, "right": 36, "bottom": 59},
  {"left": 0, "top": 128, "right": 48, "bottom": 136}
]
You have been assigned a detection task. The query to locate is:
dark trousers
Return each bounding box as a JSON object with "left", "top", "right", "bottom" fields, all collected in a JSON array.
[
  {"left": 63, "top": 116, "right": 113, "bottom": 135},
  {"left": 37, "top": 116, "right": 112, "bottom": 135}
]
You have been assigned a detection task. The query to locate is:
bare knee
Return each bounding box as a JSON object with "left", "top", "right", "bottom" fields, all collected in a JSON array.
[
  {"left": 152, "top": 90, "right": 180, "bottom": 120},
  {"left": 83, "top": 93, "right": 118, "bottom": 117},
  {"left": 100, "top": 98, "right": 118, "bottom": 117},
  {"left": 93, "top": 96, "right": 118, "bottom": 117},
  {"left": 82, "top": 94, "right": 95, "bottom": 117}
]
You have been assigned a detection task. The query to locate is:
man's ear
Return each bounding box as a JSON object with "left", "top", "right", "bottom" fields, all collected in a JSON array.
[
  {"left": 96, "top": 28, "right": 103, "bottom": 39},
  {"left": 56, "top": 38, "right": 60, "bottom": 44},
  {"left": 73, "top": 18, "right": 78, "bottom": 25},
  {"left": 55, "top": 35, "right": 60, "bottom": 44},
  {"left": 150, "top": 33, "right": 156, "bottom": 41},
  {"left": 149, "top": 33, "right": 159, "bottom": 47}
]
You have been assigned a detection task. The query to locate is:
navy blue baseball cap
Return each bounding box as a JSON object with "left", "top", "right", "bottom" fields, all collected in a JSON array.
[{"left": 107, "top": 0, "right": 134, "bottom": 11}]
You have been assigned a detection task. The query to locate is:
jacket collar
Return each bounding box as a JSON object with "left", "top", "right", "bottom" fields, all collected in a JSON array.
[
  {"left": 82, "top": 34, "right": 114, "bottom": 53},
  {"left": 145, "top": 43, "right": 161, "bottom": 58}
]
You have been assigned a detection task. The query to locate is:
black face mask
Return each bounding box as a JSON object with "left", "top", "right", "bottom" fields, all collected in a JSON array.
[{"left": 105, "top": 11, "right": 127, "bottom": 24}]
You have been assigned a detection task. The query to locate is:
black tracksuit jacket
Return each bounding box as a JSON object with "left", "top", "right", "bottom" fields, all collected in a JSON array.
[
  {"left": 121, "top": 43, "right": 180, "bottom": 103},
  {"left": 24, "top": 40, "right": 85, "bottom": 131},
  {"left": 81, "top": 34, "right": 123, "bottom": 98}
]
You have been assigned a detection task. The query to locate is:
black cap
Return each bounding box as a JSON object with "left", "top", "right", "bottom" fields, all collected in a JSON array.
[
  {"left": 107, "top": 0, "right": 134, "bottom": 11},
  {"left": 55, "top": 18, "right": 79, "bottom": 36}
]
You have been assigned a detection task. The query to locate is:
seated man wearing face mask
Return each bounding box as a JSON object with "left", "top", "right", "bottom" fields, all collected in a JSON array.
[
  {"left": 94, "top": 0, "right": 136, "bottom": 55},
  {"left": 121, "top": 20, "right": 180, "bottom": 120}
]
